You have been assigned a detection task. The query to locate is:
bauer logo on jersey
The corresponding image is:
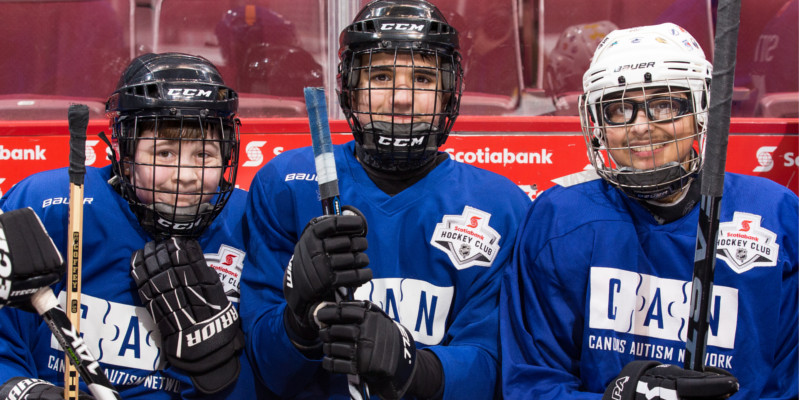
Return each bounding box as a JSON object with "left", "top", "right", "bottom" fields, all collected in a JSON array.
[
  {"left": 205, "top": 244, "right": 245, "bottom": 302},
  {"left": 430, "top": 206, "right": 500, "bottom": 270},
  {"left": 716, "top": 212, "right": 779, "bottom": 274}
]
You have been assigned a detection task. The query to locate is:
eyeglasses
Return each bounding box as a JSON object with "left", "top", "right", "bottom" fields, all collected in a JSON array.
[{"left": 602, "top": 96, "right": 692, "bottom": 125}]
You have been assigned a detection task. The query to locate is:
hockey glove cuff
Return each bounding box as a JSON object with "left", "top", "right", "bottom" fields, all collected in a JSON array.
[
  {"left": 0, "top": 377, "right": 93, "bottom": 400},
  {"left": 130, "top": 238, "right": 244, "bottom": 394},
  {"left": 0, "top": 208, "right": 64, "bottom": 312},
  {"left": 602, "top": 360, "right": 739, "bottom": 400},
  {"left": 317, "top": 300, "right": 416, "bottom": 400}
]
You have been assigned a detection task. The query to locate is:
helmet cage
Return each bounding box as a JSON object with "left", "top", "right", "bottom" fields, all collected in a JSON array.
[
  {"left": 579, "top": 80, "right": 708, "bottom": 200},
  {"left": 106, "top": 53, "right": 240, "bottom": 240},
  {"left": 578, "top": 23, "right": 712, "bottom": 200},
  {"left": 112, "top": 115, "right": 240, "bottom": 240},
  {"left": 337, "top": 0, "right": 463, "bottom": 171}
]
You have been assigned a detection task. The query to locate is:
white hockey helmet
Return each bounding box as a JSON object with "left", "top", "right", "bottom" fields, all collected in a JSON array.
[{"left": 578, "top": 23, "right": 713, "bottom": 200}]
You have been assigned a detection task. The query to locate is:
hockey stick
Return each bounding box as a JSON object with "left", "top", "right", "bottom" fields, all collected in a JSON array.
[
  {"left": 684, "top": 0, "right": 741, "bottom": 372},
  {"left": 304, "top": 87, "right": 369, "bottom": 400},
  {"left": 31, "top": 289, "right": 122, "bottom": 400},
  {"left": 65, "top": 104, "right": 88, "bottom": 399}
]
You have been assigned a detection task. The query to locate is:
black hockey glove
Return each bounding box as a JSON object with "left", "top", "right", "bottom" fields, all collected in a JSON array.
[
  {"left": 0, "top": 377, "right": 93, "bottom": 400},
  {"left": 317, "top": 300, "right": 417, "bottom": 400},
  {"left": 284, "top": 206, "right": 371, "bottom": 341},
  {"left": 602, "top": 360, "right": 739, "bottom": 400},
  {"left": 0, "top": 208, "right": 64, "bottom": 312},
  {"left": 130, "top": 237, "right": 243, "bottom": 394}
]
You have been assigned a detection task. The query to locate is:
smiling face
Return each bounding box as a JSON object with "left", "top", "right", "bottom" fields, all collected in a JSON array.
[
  {"left": 602, "top": 87, "right": 698, "bottom": 171},
  {"left": 130, "top": 121, "right": 223, "bottom": 207},
  {"left": 353, "top": 51, "right": 445, "bottom": 126}
]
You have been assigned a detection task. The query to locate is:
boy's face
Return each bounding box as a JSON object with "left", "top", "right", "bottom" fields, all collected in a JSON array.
[
  {"left": 131, "top": 130, "right": 223, "bottom": 207},
  {"left": 354, "top": 51, "right": 444, "bottom": 125},
  {"left": 602, "top": 88, "right": 697, "bottom": 171}
]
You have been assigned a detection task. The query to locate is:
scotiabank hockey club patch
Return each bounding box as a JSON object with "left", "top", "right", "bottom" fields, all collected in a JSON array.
[
  {"left": 431, "top": 206, "right": 500, "bottom": 270},
  {"left": 716, "top": 212, "right": 779, "bottom": 274},
  {"left": 205, "top": 245, "right": 245, "bottom": 301}
]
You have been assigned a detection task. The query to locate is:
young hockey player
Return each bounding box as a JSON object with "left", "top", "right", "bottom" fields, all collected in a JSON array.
[
  {"left": 240, "top": 1, "right": 530, "bottom": 398},
  {"left": 0, "top": 53, "right": 264, "bottom": 399},
  {"left": 501, "top": 23, "right": 798, "bottom": 399}
]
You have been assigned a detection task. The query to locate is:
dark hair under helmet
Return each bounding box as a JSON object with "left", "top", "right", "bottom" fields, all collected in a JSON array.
[
  {"left": 105, "top": 52, "right": 240, "bottom": 240},
  {"left": 338, "top": 0, "right": 463, "bottom": 171}
]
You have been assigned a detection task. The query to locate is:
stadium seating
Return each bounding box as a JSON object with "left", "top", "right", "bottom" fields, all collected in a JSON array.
[
  {"left": 151, "top": 0, "right": 323, "bottom": 117},
  {"left": 0, "top": 0, "right": 130, "bottom": 120},
  {"left": 535, "top": 0, "right": 714, "bottom": 115}
]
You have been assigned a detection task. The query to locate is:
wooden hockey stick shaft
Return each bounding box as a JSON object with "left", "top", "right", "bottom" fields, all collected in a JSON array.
[
  {"left": 304, "top": 87, "right": 369, "bottom": 400},
  {"left": 65, "top": 104, "right": 88, "bottom": 399},
  {"left": 684, "top": 0, "right": 741, "bottom": 371}
]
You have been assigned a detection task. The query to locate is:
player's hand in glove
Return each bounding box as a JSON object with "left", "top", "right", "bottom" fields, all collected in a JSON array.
[
  {"left": 0, "top": 208, "right": 64, "bottom": 312},
  {"left": 0, "top": 377, "right": 93, "bottom": 399},
  {"left": 317, "top": 300, "right": 417, "bottom": 400},
  {"left": 283, "top": 205, "right": 371, "bottom": 343},
  {"left": 602, "top": 360, "right": 739, "bottom": 400},
  {"left": 130, "top": 237, "right": 243, "bottom": 394}
]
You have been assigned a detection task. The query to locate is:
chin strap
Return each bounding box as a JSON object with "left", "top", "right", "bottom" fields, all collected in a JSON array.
[{"left": 637, "top": 175, "right": 701, "bottom": 224}]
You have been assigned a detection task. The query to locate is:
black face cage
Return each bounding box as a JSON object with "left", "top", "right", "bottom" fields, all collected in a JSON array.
[
  {"left": 113, "top": 115, "right": 240, "bottom": 240},
  {"left": 578, "top": 82, "right": 708, "bottom": 200},
  {"left": 339, "top": 47, "right": 463, "bottom": 171}
]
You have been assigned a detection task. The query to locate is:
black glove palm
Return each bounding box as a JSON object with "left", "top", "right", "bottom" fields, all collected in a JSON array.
[
  {"left": 0, "top": 208, "right": 63, "bottom": 312},
  {"left": 284, "top": 206, "right": 371, "bottom": 339},
  {"left": 317, "top": 300, "right": 416, "bottom": 400},
  {"left": 603, "top": 360, "right": 739, "bottom": 400},
  {"left": 130, "top": 238, "right": 243, "bottom": 394}
]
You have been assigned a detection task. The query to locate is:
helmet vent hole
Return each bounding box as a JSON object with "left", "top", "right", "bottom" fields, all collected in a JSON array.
[{"left": 145, "top": 84, "right": 159, "bottom": 98}]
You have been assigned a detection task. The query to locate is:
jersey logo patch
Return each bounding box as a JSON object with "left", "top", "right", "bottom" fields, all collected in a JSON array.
[
  {"left": 716, "top": 212, "right": 779, "bottom": 274},
  {"left": 205, "top": 244, "right": 245, "bottom": 302},
  {"left": 430, "top": 206, "right": 500, "bottom": 270}
]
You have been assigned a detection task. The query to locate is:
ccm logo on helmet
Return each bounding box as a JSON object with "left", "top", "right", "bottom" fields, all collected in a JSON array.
[
  {"left": 613, "top": 62, "right": 655, "bottom": 72},
  {"left": 380, "top": 23, "right": 425, "bottom": 32},
  {"left": 166, "top": 88, "right": 213, "bottom": 98},
  {"left": 378, "top": 136, "right": 424, "bottom": 147}
]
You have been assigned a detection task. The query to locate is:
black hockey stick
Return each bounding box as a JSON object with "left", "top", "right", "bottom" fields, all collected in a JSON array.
[
  {"left": 65, "top": 104, "right": 88, "bottom": 399},
  {"left": 304, "top": 87, "right": 370, "bottom": 400},
  {"left": 29, "top": 289, "right": 122, "bottom": 400},
  {"left": 684, "top": 0, "right": 742, "bottom": 372}
]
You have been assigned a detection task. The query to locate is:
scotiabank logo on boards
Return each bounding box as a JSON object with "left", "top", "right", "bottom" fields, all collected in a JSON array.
[
  {"left": 242, "top": 141, "right": 268, "bottom": 167},
  {"left": 444, "top": 147, "right": 554, "bottom": 165},
  {"left": 0, "top": 145, "right": 46, "bottom": 160}
]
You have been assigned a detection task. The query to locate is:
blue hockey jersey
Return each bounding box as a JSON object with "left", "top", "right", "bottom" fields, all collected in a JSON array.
[
  {"left": 0, "top": 165, "right": 264, "bottom": 399},
  {"left": 241, "top": 140, "right": 530, "bottom": 399},
  {"left": 501, "top": 171, "right": 798, "bottom": 399}
]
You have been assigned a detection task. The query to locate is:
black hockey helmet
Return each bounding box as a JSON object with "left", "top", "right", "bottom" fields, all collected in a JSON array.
[
  {"left": 105, "top": 52, "right": 240, "bottom": 240},
  {"left": 338, "top": 0, "right": 463, "bottom": 171}
]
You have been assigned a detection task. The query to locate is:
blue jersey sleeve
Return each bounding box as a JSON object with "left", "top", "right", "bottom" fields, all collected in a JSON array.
[
  {"left": 239, "top": 160, "right": 322, "bottom": 397},
  {"left": 501, "top": 190, "right": 603, "bottom": 400}
]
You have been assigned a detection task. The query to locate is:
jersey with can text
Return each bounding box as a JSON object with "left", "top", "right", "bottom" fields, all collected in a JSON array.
[
  {"left": 0, "top": 165, "right": 267, "bottom": 399},
  {"left": 501, "top": 172, "right": 798, "bottom": 399},
  {"left": 241, "top": 140, "right": 530, "bottom": 399}
]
